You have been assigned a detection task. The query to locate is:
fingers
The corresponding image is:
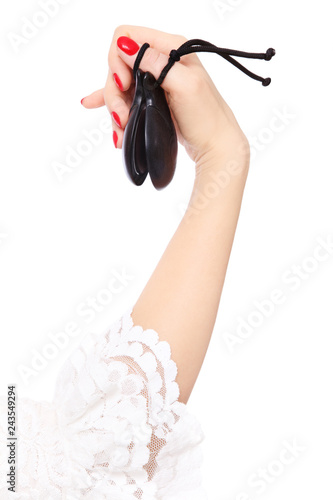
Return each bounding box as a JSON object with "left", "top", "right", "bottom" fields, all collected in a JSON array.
[
  {"left": 108, "top": 25, "right": 200, "bottom": 95},
  {"left": 108, "top": 31, "right": 135, "bottom": 93},
  {"left": 81, "top": 89, "right": 105, "bottom": 108},
  {"left": 81, "top": 70, "right": 133, "bottom": 149},
  {"left": 104, "top": 70, "right": 132, "bottom": 149},
  {"left": 112, "top": 25, "right": 188, "bottom": 56},
  {"left": 82, "top": 25, "right": 204, "bottom": 151},
  {"left": 115, "top": 36, "right": 190, "bottom": 95}
]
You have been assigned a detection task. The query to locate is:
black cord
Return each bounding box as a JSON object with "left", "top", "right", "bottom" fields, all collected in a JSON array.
[
  {"left": 133, "top": 42, "right": 150, "bottom": 79},
  {"left": 133, "top": 38, "right": 275, "bottom": 88}
]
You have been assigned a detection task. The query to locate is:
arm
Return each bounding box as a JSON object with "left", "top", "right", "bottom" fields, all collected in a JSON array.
[
  {"left": 131, "top": 152, "right": 248, "bottom": 404},
  {"left": 82, "top": 25, "right": 250, "bottom": 404}
]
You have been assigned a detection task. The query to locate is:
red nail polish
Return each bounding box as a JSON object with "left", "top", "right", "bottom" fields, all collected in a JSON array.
[
  {"left": 117, "top": 36, "right": 140, "bottom": 56},
  {"left": 113, "top": 130, "right": 118, "bottom": 148},
  {"left": 111, "top": 111, "right": 122, "bottom": 128},
  {"left": 113, "top": 73, "right": 123, "bottom": 91},
  {"left": 80, "top": 97, "right": 85, "bottom": 105}
]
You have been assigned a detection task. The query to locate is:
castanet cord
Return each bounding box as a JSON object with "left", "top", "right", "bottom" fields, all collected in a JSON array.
[{"left": 133, "top": 38, "right": 276, "bottom": 87}]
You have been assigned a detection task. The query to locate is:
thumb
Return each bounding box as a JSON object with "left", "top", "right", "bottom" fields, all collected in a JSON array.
[{"left": 116, "top": 36, "right": 188, "bottom": 94}]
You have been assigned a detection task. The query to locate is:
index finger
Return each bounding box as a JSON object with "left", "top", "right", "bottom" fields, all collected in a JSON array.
[
  {"left": 108, "top": 25, "right": 189, "bottom": 91},
  {"left": 110, "top": 25, "right": 188, "bottom": 57},
  {"left": 109, "top": 25, "right": 198, "bottom": 95}
]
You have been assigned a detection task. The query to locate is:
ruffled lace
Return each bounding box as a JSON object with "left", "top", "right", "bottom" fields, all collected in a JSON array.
[{"left": 0, "top": 307, "right": 208, "bottom": 499}]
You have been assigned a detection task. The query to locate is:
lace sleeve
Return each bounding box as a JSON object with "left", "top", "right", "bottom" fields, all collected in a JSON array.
[{"left": 50, "top": 306, "right": 207, "bottom": 499}]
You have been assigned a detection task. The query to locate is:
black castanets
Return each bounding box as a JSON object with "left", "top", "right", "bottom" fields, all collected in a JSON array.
[{"left": 121, "top": 39, "right": 275, "bottom": 189}]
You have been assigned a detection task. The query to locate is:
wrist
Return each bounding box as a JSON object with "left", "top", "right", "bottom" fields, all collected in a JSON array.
[
  {"left": 185, "top": 158, "right": 248, "bottom": 222},
  {"left": 192, "top": 155, "right": 249, "bottom": 205},
  {"left": 194, "top": 146, "right": 250, "bottom": 184},
  {"left": 194, "top": 130, "right": 250, "bottom": 178},
  {"left": 186, "top": 139, "right": 249, "bottom": 216}
]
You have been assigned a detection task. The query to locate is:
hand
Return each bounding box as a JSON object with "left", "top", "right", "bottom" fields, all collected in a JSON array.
[{"left": 81, "top": 25, "right": 250, "bottom": 173}]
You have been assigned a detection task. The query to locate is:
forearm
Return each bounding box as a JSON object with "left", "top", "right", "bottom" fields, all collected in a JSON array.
[{"left": 131, "top": 147, "right": 249, "bottom": 404}]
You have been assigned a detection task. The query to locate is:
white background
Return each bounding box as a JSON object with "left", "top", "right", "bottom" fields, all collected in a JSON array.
[{"left": 1, "top": 0, "right": 332, "bottom": 498}]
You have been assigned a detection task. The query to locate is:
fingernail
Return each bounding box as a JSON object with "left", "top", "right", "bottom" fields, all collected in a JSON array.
[
  {"left": 117, "top": 36, "right": 140, "bottom": 56},
  {"left": 111, "top": 111, "right": 122, "bottom": 128},
  {"left": 113, "top": 130, "right": 118, "bottom": 148},
  {"left": 80, "top": 97, "right": 86, "bottom": 105},
  {"left": 113, "top": 73, "right": 124, "bottom": 91}
]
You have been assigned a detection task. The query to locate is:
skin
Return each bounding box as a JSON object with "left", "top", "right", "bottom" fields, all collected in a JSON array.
[{"left": 82, "top": 25, "right": 250, "bottom": 404}]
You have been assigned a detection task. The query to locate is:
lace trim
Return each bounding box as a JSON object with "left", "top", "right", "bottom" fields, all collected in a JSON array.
[
  {"left": 53, "top": 305, "right": 206, "bottom": 497},
  {"left": 0, "top": 306, "right": 206, "bottom": 499}
]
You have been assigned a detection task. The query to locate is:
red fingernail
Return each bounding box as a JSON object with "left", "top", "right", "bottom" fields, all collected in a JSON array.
[
  {"left": 113, "top": 73, "right": 124, "bottom": 91},
  {"left": 111, "top": 111, "right": 122, "bottom": 128},
  {"left": 113, "top": 130, "right": 118, "bottom": 148},
  {"left": 80, "top": 97, "right": 86, "bottom": 105},
  {"left": 117, "top": 36, "right": 140, "bottom": 56}
]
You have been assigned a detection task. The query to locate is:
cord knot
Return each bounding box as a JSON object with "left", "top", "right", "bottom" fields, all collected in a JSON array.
[
  {"left": 169, "top": 49, "right": 181, "bottom": 62},
  {"left": 265, "top": 48, "right": 276, "bottom": 61},
  {"left": 262, "top": 77, "right": 271, "bottom": 87},
  {"left": 155, "top": 39, "right": 275, "bottom": 87}
]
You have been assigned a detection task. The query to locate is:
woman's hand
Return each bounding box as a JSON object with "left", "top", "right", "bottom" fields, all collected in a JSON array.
[{"left": 81, "top": 25, "right": 250, "bottom": 173}]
